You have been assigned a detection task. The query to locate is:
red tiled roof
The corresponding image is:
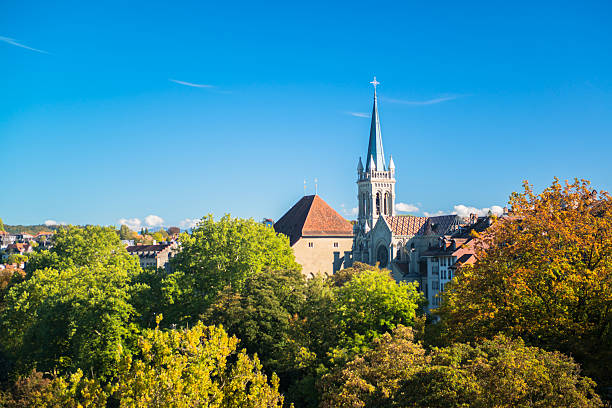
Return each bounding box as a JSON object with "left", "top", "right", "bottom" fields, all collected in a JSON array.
[
  {"left": 126, "top": 244, "right": 172, "bottom": 253},
  {"left": 383, "top": 214, "right": 458, "bottom": 236},
  {"left": 274, "top": 195, "right": 353, "bottom": 246},
  {"left": 7, "top": 243, "right": 30, "bottom": 252},
  {"left": 450, "top": 253, "right": 477, "bottom": 269}
]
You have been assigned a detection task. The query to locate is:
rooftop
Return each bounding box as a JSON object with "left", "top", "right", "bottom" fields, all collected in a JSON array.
[{"left": 274, "top": 195, "right": 353, "bottom": 245}]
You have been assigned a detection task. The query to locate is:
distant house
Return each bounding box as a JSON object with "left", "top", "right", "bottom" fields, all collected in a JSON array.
[
  {"left": 15, "top": 233, "right": 34, "bottom": 243},
  {"left": 274, "top": 195, "right": 354, "bottom": 277},
  {"left": 420, "top": 215, "right": 495, "bottom": 310},
  {"left": 0, "top": 231, "right": 16, "bottom": 249},
  {"left": 5, "top": 242, "right": 34, "bottom": 258},
  {"left": 34, "top": 231, "right": 54, "bottom": 248},
  {"left": 126, "top": 242, "right": 177, "bottom": 270}
]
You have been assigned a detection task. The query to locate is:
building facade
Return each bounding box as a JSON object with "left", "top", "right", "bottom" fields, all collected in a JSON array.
[
  {"left": 126, "top": 242, "right": 177, "bottom": 270},
  {"left": 274, "top": 195, "right": 354, "bottom": 277}
]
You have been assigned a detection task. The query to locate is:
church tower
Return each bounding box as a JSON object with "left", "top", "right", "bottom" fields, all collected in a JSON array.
[{"left": 357, "top": 77, "right": 396, "bottom": 230}]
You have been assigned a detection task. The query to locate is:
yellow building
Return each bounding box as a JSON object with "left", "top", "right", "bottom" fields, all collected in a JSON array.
[{"left": 274, "top": 195, "right": 353, "bottom": 277}]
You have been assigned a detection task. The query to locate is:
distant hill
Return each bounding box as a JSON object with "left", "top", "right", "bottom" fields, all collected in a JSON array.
[{"left": 4, "top": 224, "right": 61, "bottom": 235}]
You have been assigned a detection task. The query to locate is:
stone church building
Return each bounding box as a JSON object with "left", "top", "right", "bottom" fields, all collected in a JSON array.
[
  {"left": 275, "top": 78, "right": 497, "bottom": 308},
  {"left": 350, "top": 78, "right": 463, "bottom": 298}
]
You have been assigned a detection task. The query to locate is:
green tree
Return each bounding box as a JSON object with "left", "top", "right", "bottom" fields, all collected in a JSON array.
[
  {"left": 118, "top": 224, "right": 131, "bottom": 240},
  {"left": 204, "top": 268, "right": 310, "bottom": 384},
  {"left": 0, "top": 264, "right": 137, "bottom": 380},
  {"left": 0, "top": 217, "right": 5, "bottom": 231},
  {"left": 321, "top": 327, "right": 602, "bottom": 408},
  {"left": 437, "top": 179, "right": 612, "bottom": 387},
  {"left": 301, "top": 263, "right": 425, "bottom": 364},
  {"left": 287, "top": 264, "right": 424, "bottom": 407},
  {"left": 151, "top": 231, "right": 164, "bottom": 242},
  {"left": 161, "top": 214, "right": 299, "bottom": 325},
  {"left": 6, "top": 254, "right": 28, "bottom": 265},
  {"left": 25, "top": 225, "right": 141, "bottom": 275}
]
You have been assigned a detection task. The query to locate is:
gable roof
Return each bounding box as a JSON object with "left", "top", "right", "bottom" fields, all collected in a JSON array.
[
  {"left": 383, "top": 214, "right": 459, "bottom": 236},
  {"left": 383, "top": 215, "right": 428, "bottom": 236},
  {"left": 7, "top": 243, "right": 30, "bottom": 252},
  {"left": 274, "top": 195, "right": 353, "bottom": 245}
]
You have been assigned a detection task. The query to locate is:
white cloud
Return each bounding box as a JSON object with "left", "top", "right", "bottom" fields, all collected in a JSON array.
[
  {"left": 0, "top": 36, "right": 48, "bottom": 54},
  {"left": 43, "top": 220, "right": 67, "bottom": 226},
  {"left": 382, "top": 95, "right": 461, "bottom": 106},
  {"left": 118, "top": 218, "right": 142, "bottom": 231},
  {"left": 145, "top": 214, "right": 164, "bottom": 227},
  {"left": 169, "top": 79, "right": 214, "bottom": 88},
  {"left": 452, "top": 204, "right": 504, "bottom": 218},
  {"left": 395, "top": 202, "right": 419, "bottom": 213},
  {"left": 179, "top": 218, "right": 199, "bottom": 229},
  {"left": 347, "top": 112, "right": 369, "bottom": 118},
  {"left": 423, "top": 210, "right": 445, "bottom": 217},
  {"left": 340, "top": 204, "right": 359, "bottom": 217}
]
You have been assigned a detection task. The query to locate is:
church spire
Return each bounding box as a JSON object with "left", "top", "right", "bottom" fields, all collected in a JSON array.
[{"left": 365, "top": 76, "right": 386, "bottom": 172}]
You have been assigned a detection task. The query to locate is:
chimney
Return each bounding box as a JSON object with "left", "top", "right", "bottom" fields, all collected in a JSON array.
[{"left": 469, "top": 213, "right": 477, "bottom": 225}]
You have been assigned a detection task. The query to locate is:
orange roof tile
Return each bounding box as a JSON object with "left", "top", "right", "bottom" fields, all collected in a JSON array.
[{"left": 274, "top": 195, "right": 353, "bottom": 245}]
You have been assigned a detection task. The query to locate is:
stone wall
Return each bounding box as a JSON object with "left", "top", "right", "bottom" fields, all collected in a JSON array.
[{"left": 292, "top": 236, "right": 354, "bottom": 277}]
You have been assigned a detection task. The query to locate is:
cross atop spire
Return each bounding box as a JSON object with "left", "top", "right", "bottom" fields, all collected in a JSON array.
[
  {"left": 370, "top": 76, "right": 380, "bottom": 96},
  {"left": 365, "top": 76, "right": 386, "bottom": 172}
]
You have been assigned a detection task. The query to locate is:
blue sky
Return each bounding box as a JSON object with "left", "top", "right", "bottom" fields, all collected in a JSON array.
[{"left": 2, "top": 0, "right": 611, "bottom": 229}]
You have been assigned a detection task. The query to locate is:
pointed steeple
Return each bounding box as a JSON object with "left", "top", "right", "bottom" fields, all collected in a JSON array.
[
  {"left": 357, "top": 157, "right": 364, "bottom": 172},
  {"left": 365, "top": 76, "right": 386, "bottom": 172},
  {"left": 388, "top": 155, "right": 395, "bottom": 170},
  {"left": 368, "top": 155, "right": 375, "bottom": 172}
]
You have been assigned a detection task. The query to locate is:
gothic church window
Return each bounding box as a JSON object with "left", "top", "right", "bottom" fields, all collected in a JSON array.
[
  {"left": 376, "top": 192, "right": 381, "bottom": 215},
  {"left": 376, "top": 245, "right": 388, "bottom": 268},
  {"left": 383, "top": 193, "right": 388, "bottom": 215}
]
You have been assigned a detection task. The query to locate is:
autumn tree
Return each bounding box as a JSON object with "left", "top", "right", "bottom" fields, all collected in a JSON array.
[
  {"left": 111, "top": 318, "right": 285, "bottom": 407},
  {"left": 321, "top": 326, "right": 602, "bottom": 408},
  {"left": 0, "top": 370, "right": 107, "bottom": 408},
  {"left": 167, "top": 226, "right": 180, "bottom": 235},
  {"left": 160, "top": 214, "right": 299, "bottom": 325},
  {"left": 437, "top": 178, "right": 612, "bottom": 387},
  {"left": 319, "top": 325, "right": 425, "bottom": 408}
]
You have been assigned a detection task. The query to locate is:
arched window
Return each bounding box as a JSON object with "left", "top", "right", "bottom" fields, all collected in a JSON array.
[
  {"left": 387, "top": 193, "right": 393, "bottom": 215},
  {"left": 360, "top": 193, "right": 364, "bottom": 216},
  {"left": 383, "top": 194, "right": 387, "bottom": 215},
  {"left": 376, "top": 192, "right": 381, "bottom": 215},
  {"left": 377, "top": 245, "right": 389, "bottom": 268}
]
